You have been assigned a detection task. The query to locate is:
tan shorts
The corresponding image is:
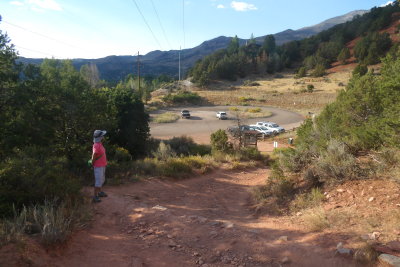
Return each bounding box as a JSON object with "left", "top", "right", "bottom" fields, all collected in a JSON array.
[{"left": 94, "top": 166, "right": 106, "bottom": 187}]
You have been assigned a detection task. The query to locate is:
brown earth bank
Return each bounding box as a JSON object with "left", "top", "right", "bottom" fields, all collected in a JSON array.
[{"left": 2, "top": 166, "right": 365, "bottom": 267}]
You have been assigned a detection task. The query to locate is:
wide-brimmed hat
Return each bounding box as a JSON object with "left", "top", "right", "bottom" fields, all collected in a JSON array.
[{"left": 93, "top": 130, "right": 107, "bottom": 143}]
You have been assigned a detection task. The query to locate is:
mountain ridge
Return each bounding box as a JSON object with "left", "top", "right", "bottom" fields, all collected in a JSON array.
[{"left": 18, "top": 9, "right": 368, "bottom": 81}]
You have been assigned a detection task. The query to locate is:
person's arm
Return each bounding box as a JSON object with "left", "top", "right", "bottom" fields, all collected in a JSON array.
[{"left": 91, "top": 151, "right": 103, "bottom": 163}]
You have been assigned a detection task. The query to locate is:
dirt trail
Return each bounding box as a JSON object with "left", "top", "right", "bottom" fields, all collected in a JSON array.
[{"left": 41, "top": 167, "right": 356, "bottom": 267}]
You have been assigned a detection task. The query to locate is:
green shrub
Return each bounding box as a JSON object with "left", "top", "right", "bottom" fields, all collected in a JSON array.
[
  {"left": 274, "top": 147, "right": 309, "bottom": 172},
  {"left": 210, "top": 130, "right": 229, "bottom": 152},
  {"left": 162, "top": 91, "right": 202, "bottom": 104},
  {"left": 160, "top": 158, "right": 193, "bottom": 178},
  {"left": 307, "top": 84, "right": 314, "bottom": 92},
  {"left": 152, "top": 142, "right": 176, "bottom": 161},
  {"left": 243, "top": 80, "right": 260, "bottom": 86},
  {"left": 237, "top": 147, "right": 263, "bottom": 161},
  {"left": 114, "top": 147, "right": 132, "bottom": 162},
  {"left": 0, "top": 148, "right": 81, "bottom": 217},
  {"left": 238, "top": 96, "right": 255, "bottom": 102},
  {"left": 314, "top": 139, "right": 360, "bottom": 185},
  {"left": 299, "top": 87, "right": 308, "bottom": 93},
  {"left": 352, "top": 64, "right": 368, "bottom": 76},
  {"left": 132, "top": 158, "right": 159, "bottom": 176},
  {"left": 253, "top": 164, "right": 294, "bottom": 203},
  {"left": 165, "top": 136, "right": 211, "bottom": 156},
  {"left": 290, "top": 188, "right": 325, "bottom": 212},
  {"left": 312, "top": 64, "right": 326, "bottom": 77},
  {"left": 296, "top": 67, "right": 307, "bottom": 78},
  {"left": 377, "top": 147, "right": 400, "bottom": 168},
  {"left": 246, "top": 107, "right": 262, "bottom": 113}
]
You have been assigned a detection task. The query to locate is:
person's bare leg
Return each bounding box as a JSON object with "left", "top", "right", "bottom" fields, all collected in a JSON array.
[{"left": 94, "top": 187, "right": 100, "bottom": 197}]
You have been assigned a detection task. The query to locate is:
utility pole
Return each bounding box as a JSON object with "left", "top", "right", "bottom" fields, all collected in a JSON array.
[
  {"left": 137, "top": 51, "right": 140, "bottom": 93},
  {"left": 179, "top": 46, "right": 181, "bottom": 81}
]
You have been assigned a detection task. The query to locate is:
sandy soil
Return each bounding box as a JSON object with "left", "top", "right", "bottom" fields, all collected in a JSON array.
[{"left": 33, "top": 168, "right": 353, "bottom": 267}]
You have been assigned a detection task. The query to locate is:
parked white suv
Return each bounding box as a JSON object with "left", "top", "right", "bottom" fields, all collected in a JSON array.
[
  {"left": 216, "top": 111, "right": 228, "bottom": 120},
  {"left": 255, "top": 121, "right": 285, "bottom": 134}
]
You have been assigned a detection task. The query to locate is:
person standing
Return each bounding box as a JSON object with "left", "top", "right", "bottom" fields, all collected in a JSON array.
[{"left": 91, "top": 130, "right": 108, "bottom": 203}]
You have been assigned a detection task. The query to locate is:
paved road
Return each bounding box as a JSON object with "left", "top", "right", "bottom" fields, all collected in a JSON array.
[{"left": 150, "top": 106, "right": 304, "bottom": 143}]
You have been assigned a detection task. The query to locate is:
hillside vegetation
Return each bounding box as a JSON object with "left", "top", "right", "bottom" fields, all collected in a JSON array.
[{"left": 189, "top": 3, "right": 400, "bottom": 86}]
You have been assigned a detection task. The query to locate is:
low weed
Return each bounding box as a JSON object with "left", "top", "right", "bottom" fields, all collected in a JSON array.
[
  {"left": 327, "top": 207, "right": 354, "bottom": 228},
  {"left": 0, "top": 199, "right": 91, "bottom": 247},
  {"left": 353, "top": 243, "right": 379, "bottom": 265},
  {"left": 0, "top": 208, "right": 27, "bottom": 246},
  {"left": 246, "top": 107, "right": 262, "bottom": 113},
  {"left": 290, "top": 188, "right": 324, "bottom": 212},
  {"left": 252, "top": 164, "right": 294, "bottom": 204},
  {"left": 152, "top": 142, "right": 176, "bottom": 161},
  {"left": 160, "top": 158, "right": 193, "bottom": 178},
  {"left": 153, "top": 112, "right": 180, "bottom": 123},
  {"left": 236, "top": 147, "right": 264, "bottom": 161},
  {"left": 243, "top": 80, "right": 260, "bottom": 86},
  {"left": 302, "top": 207, "right": 329, "bottom": 231},
  {"left": 227, "top": 160, "right": 257, "bottom": 170},
  {"left": 376, "top": 147, "right": 400, "bottom": 169}
]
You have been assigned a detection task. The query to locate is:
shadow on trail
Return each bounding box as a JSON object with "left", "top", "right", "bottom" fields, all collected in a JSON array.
[
  {"left": 187, "top": 116, "right": 203, "bottom": 120},
  {"left": 51, "top": 169, "right": 358, "bottom": 267}
]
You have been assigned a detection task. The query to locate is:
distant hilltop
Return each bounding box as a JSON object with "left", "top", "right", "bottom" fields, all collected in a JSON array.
[{"left": 18, "top": 9, "right": 367, "bottom": 81}]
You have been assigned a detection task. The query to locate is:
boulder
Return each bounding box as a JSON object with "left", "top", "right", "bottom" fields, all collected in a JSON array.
[{"left": 379, "top": 254, "right": 400, "bottom": 267}]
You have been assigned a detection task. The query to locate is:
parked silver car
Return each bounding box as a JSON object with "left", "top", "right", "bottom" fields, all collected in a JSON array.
[{"left": 255, "top": 121, "right": 285, "bottom": 133}]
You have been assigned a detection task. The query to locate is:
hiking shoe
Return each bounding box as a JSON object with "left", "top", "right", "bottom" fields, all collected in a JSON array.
[
  {"left": 98, "top": 191, "right": 108, "bottom": 197},
  {"left": 92, "top": 196, "right": 101, "bottom": 203}
]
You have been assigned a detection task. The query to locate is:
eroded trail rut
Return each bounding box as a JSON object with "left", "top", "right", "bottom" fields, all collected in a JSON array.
[{"left": 50, "top": 168, "right": 353, "bottom": 267}]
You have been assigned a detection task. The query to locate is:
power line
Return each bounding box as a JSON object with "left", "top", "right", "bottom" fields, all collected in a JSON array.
[
  {"left": 15, "top": 45, "right": 57, "bottom": 57},
  {"left": 150, "top": 0, "right": 172, "bottom": 50},
  {"left": 182, "top": 0, "right": 186, "bottom": 49},
  {"left": 3, "top": 20, "right": 88, "bottom": 52},
  {"left": 131, "top": 0, "right": 163, "bottom": 50}
]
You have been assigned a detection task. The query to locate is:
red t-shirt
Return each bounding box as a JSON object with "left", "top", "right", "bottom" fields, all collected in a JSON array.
[{"left": 92, "top": 142, "right": 107, "bottom": 167}]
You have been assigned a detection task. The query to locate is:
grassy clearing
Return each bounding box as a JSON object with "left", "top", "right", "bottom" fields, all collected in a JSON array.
[
  {"left": 228, "top": 107, "right": 272, "bottom": 119},
  {"left": 195, "top": 71, "right": 351, "bottom": 115},
  {"left": 152, "top": 112, "right": 180, "bottom": 123}
]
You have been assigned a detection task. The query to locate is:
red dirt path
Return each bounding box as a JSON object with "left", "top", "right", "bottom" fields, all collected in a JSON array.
[{"left": 9, "top": 167, "right": 354, "bottom": 267}]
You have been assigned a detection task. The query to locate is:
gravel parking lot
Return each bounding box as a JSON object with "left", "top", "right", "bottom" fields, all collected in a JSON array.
[{"left": 150, "top": 106, "right": 304, "bottom": 143}]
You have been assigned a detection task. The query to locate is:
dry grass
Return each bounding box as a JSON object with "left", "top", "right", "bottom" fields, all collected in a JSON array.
[
  {"left": 194, "top": 71, "right": 351, "bottom": 115},
  {"left": 228, "top": 107, "right": 272, "bottom": 119},
  {"left": 302, "top": 207, "right": 330, "bottom": 231},
  {"left": 353, "top": 243, "right": 379, "bottom": 264},
  {"left": 152, "top": 112, "right": 180, "bottom": 123}
]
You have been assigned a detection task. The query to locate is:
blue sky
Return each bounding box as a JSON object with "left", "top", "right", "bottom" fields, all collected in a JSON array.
[{"left": 0, "top": 0, "right": 393, "bottom": 59}]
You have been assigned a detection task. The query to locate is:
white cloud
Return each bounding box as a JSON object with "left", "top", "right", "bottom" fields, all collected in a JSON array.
[
  {"left": 27, "top": 0, "right": 62, "bottom": 11},
  {"left": 380, "top": 0, "right": 394, "bottom": 7},
  {"left": 230, "top": 1, "right": 257, "bottom": 12},
  {"left": 10, "top": 1, "right": 24, "bottom": 6},
  {"left": 217, "top": 4, "right": 225, "bottom": 8}
]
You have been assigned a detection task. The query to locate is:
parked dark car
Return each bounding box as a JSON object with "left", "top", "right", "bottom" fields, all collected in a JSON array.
[{"left": 181, "top": 110, "right": 191, "bottom": 119}]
